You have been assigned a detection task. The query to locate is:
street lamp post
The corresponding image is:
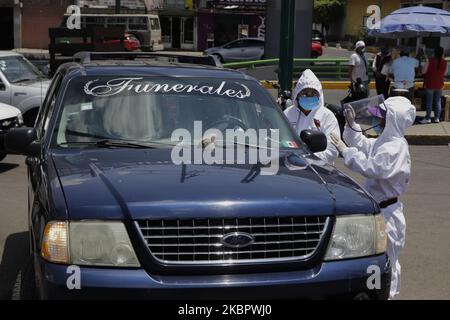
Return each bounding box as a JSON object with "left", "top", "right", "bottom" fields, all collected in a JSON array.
[{"left": 278, "top": 0, "right": 296, "bottom": 95}]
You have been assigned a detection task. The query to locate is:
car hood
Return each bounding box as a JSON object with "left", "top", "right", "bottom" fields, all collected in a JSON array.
[
  {"left": 12, "top": 79, "right": 50, "bottom": 90},
  {"left": 0, "top": 102, "right": 20, "bottom": 119},
  {"left": 51, "top": 149, "right": 377, "bottom": 221}
]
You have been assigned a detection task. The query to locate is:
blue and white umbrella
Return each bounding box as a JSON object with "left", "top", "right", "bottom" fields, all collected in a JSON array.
[{"left": 368, "top": 6, "right": 450, "bottom": 38}]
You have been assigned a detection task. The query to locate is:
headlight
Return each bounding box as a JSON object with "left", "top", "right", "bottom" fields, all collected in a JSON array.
[
  {"left": 325, "top": 214, "right": 387, "bottom": 261},
  {"left": 17, "top": 113, "right": 24, "bottom": 126},
  {"left": 41, "top": 221, "right": 140, "bottom": 267}
]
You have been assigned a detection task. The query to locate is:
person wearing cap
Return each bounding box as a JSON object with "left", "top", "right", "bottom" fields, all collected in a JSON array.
[
  {"left": 284, "top": 69, "right": 340, "bottom": 165},
  {"left": 330, "top": 96, "right": 417, "bottom": 300},
  {"left": 389, "top": 50, "right": 419, "bottom": 102},
  {"left": 348, "top": 40, "right": 370, "bottom": 98}
]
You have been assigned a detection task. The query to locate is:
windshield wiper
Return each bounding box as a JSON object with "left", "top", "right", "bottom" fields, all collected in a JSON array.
[{"left": 58, "top": 139, "right": 157, "bottom": 149}]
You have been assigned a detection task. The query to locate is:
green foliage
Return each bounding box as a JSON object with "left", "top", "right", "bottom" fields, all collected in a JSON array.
[{"left": 314, "top": 0, "right": 345, "bottom": 30}]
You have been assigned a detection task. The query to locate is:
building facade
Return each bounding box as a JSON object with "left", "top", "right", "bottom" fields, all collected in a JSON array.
[
  {"left": 159, "top": 0, "right": 266, "bottom": 51},
  {"left": 341, "top": 0, "right": 450, "bottom": 50},
  {"left": 0, "top": 0, "right": 73, "bottom": 50},
  {"left": 195, "top": 0, "right": 266, "bottom": 51}
]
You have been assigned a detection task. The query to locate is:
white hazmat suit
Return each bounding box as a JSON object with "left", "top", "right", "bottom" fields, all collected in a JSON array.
[
  {"left": 334, "top": 96, "right": 416, "bottom": 300},
  {"left": 284, "top": 69, "right": 340, "bottom": 165}
]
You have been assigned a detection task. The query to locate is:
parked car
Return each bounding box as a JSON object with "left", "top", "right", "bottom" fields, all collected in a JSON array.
[
  {"left": 0, "top": 102, "right": 23, "bottom": 161},
  {"left": 0, "top": 51, "right": 50, "bottom": 127},
  {"left": 311, "top": 41, "right": 323, "bottom": 58},
  {"left": 205, "top": 38, "right": 265, "bottom": 63},
  {"left": 312, "top": 29, "right": 326, "bottom": 46},
  {"left": 6, "top": 53, "right": 390, "bottom": 300},
  {"left": 205, "top": 38, "right": 323, "bottom": 62},
  {"left": 103, "top": 32, "right": 142, "bottom": 52}
]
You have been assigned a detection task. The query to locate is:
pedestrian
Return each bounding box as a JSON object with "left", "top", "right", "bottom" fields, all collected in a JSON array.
[
  {"left": 389, "top": 50, "right": 419, "bottom": 102},
  {"left": 348, "top": 40, "right": 370, "bottom": 98},
  {"left": 284, "top": 69, "right": 340, "bottom": 165},
  {"left": 419, "top": 46, "right": 448, "bottom": 124},
  {"left": 330, "top": 96, "right": 416, "bottom": 300},
  {"left": 373, "top": 44, "right": 392, "bottom": 99}
]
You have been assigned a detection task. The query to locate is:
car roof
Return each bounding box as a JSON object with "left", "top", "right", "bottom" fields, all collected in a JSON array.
[
  {"left": 0, "top": 51, "right": 22, "bottom": 58},
  {"left": 231, "top": 38, "right": 263, "bottom": 42},
  {"left": 61, "top": 61, "right": 257, "bottom": 81}
]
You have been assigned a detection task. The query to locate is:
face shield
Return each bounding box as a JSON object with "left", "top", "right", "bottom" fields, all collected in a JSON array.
[{"left": 343, "top": 95, "right": 387, "bottom": 134}]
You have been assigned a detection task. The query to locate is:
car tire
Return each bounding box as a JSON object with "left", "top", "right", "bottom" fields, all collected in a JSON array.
[
  {"left": 11, "top": 256, "right": 37, "bottom": 300},
  {"left": 23, "top": 108, "right": 39, "bottom": 128},
  {"left": 0, "top": 153, "right": 6, "bottom": 162}
]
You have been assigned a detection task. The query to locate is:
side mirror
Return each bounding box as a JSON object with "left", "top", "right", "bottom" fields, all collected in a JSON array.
[
  {"left": 0, "top": 82, "right": 5, "bottom": 91},
  {"left": 300, "top": 130, "right": 327, "bottom": 154},
  {"left": 5, "top": 127, "right": 40, "bottom": 156}
]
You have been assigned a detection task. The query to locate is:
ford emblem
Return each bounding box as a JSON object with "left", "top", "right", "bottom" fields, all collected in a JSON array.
[{"left": 221, "top": 232, "right": 254, "bottom": 249}]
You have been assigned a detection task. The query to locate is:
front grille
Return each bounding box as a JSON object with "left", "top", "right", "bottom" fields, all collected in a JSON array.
[{"left": 138, "top": 217, "right": 329, "bottom": 265}]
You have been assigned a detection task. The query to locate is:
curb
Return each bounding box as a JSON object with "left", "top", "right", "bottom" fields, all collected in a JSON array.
[
  {"left": 405, "top": 135, "right": 450, "bottom": 146},
  {"left": 368, "top": 134, "right": 450, "bottom": 146}
]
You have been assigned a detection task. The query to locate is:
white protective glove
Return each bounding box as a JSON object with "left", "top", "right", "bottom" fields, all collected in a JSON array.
[
  {"left": 330, "top": 132, "right": 348, "bottom": 154},
  {"left": 343, "top": 104, "right": 356, "bottom": 128}
]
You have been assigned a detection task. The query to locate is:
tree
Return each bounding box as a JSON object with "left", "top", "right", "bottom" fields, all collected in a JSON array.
[{"left": 313, "top": 0, "right": 345, "bottom": 35}]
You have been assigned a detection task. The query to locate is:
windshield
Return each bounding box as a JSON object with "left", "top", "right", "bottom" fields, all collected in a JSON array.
[
  {"left": 0, "top": 56, "right": 43, "bottom": 83},
  {"left": 53, "top": 76, "right": 301, "bottom": 149}
]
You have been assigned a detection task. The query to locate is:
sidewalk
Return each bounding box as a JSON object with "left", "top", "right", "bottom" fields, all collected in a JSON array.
[{"left": 406, "top": 112, "right": 450, "bottom": 145}]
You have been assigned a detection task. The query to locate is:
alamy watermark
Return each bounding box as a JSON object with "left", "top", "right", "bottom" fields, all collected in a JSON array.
[
  {"left": 171, "top": 122, "right": 280, "bottom": 176},
  {"left": 366, "top": 5, "right": 381, "bottom": 30},
  {"left": 66, "top": 5, "right": 81, "bottom": 30},
  {"left": 66, "top": 265, "right": 81, "bottom": 290},
  {"left": 367, "top": 265, "right": 382, "bottom": 290}
]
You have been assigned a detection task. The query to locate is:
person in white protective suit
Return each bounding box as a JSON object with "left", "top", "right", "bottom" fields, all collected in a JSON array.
[
  {"left": 284, "top": 69, "right": 340, "bottom": 165},
  {"left": 330, "top": 96, "right": 416, "bottom": 300}
]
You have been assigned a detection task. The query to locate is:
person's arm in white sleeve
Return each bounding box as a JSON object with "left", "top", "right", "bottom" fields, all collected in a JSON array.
[
  {"left": 341, "top": 141, "right": 405, "bottom": 180},
  {"left": 315, "top": 113, "right": 340, "bottom": 165},
  {"left": 343, "top": 123, "right": 375, "bottom": 155}
]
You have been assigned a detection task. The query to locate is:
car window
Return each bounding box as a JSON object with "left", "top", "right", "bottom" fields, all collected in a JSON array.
[
  {"left": 226, "top": 40, "right": 241, "bottom": 49},
  {"left": 0, "top": 56, "right": 43, "bottom": 83},
  {"left": 150, "top": 18, "right": 160, "bottom": 30},
  {"left": 53, "top": 76, "right": 301, "bottom": 150},
  {"left": 247, "top": 40, "right": 264, "bottom": 47},
  {"left": 35, "top": 73, "right": 62, "bottom": 138}
]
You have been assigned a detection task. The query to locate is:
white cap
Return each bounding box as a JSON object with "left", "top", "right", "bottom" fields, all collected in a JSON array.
[{"left": 355, "top": 40, "right": 366, "bottom": 50}]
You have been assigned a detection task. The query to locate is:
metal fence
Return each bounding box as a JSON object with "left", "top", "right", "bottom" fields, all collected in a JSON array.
[{"left": 223, "top": 58, "right": 450, "bottom": 81}]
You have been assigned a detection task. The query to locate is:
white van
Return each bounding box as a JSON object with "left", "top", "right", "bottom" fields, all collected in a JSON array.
[{"left": 62, "top": 14, "right": 164, "bottom": 52}]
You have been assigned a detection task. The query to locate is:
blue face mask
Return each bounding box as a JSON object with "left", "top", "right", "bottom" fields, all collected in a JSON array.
[
  {"left": 373, "top": 125, "right": 383, "bottom": 135},
  {"left": 298, "top": 96, "right": 320, "bottom": 111}
]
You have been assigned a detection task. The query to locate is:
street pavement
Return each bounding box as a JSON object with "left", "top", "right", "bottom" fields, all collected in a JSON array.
[{"left": 0, "top": 146, "right": 449, "bottom": 300}]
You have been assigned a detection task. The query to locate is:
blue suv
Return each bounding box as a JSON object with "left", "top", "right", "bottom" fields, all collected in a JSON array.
[{"left": 5, "top": 53, "right": 390, "bottom": 300}]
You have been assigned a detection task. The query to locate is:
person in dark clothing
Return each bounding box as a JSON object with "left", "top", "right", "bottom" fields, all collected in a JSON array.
[{"left": 372, "top": 45, "right": 392, "bottom": 99}]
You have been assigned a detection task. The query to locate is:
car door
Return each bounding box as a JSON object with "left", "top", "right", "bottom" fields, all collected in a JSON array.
[
  {"left": 0, "top": 71, "right": 11, "bottom": 105},
  {"left": 27, "top": 72, "right": 63, "bottom": 222},
  {"left": 245, "top": 40, "right": 264, "bottom": 60},
  {"left": 223, "top": 40, "right": 245, "bottom": 62}
]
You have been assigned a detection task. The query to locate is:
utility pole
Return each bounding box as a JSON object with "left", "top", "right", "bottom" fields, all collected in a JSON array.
[
  {"left": 115, "top": 0, "right": 121, "bottom": 14},
  {"left": 278, "top": 0, "right": 296, "bottom": 94}
]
